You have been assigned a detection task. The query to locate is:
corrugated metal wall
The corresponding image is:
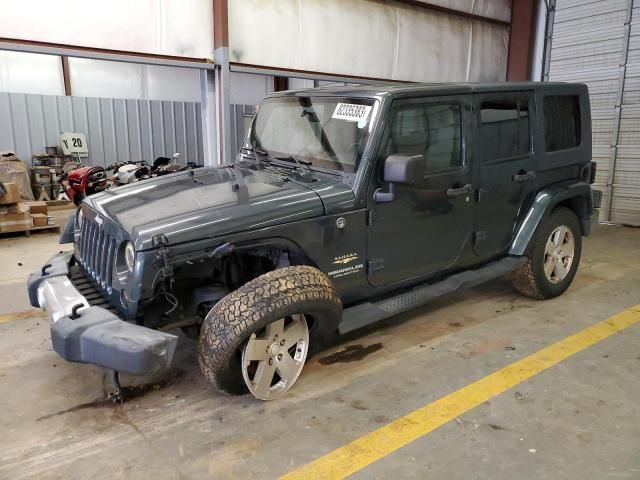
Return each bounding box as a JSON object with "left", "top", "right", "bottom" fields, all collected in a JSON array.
[
  {"left": 546, "top": 0, "right": 640, "bottom": 225},
  {"left": 0, "top": 92, "right": 203, "bottom": 167}
]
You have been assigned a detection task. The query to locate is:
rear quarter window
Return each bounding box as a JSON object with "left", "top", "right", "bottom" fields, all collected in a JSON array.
[{"left": 543, "top": 95, "right": 581, "bottom": 152}]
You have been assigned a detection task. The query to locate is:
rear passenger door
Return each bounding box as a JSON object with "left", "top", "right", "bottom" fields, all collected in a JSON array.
[{"left": 473, "top": 92, "right": 536, "bottom": 258}]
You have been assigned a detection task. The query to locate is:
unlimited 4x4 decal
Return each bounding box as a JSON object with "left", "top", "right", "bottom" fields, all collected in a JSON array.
[{"left": 328, "top": 253, "right": 364, "bottom": 279}]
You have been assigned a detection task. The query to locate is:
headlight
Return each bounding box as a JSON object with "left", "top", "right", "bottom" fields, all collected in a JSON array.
[
  {"left": 76, "top": 209, "right": 83, "bottom": 230},
  {"left": 124, "top": 241, "right": 135, "bottom": 273}
]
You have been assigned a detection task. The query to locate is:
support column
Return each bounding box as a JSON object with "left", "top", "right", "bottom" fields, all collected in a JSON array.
[
  {"left": 506, "top": 0, "right": 537, "bottom": 81},
  {"left": 214, "top": 0, "right": 233, "bottom": 165},
  {"left": 200, "top": 69, "right": 216, "bottom": 166}
]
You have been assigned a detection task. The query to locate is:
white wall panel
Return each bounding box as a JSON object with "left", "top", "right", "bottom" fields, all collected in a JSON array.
[
  {"left": 229, "top": 0, "right": 508, "bottom": 82},
  {"left": 230, "top": 72, "right": 274, "bottom": 106},
  {"left": 69, "top": 58, "right": 144, "bottom": 100},
  {"left": 0, "top": 51, "right": 64, "bottom": 95},
  {"left": 0, "top": 0, "right": 213, "bottom": 59},
  {"left": 146, "top": 65, "right": 201, "bottom": 102},
  {"left": 413, "top": 0, "right": 511, "bottom": 22},
  {"left": 68, "top": 58, "right": 201, "bottom": 102}
]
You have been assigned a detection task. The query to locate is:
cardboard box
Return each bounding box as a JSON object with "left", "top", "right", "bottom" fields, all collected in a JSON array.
[
  {"left": 0, "top": 212, "right": 32, "bottom": 233},
  {"left": 0, "top": 183, "right": 19, "bottom": 205},
  {"left": 0, "top": 202, "right": 29, "bottom": 216},
  {"left": 26, "top": 201, "right": 47, "bottom": 215},
  {"left": 31, "top": 213, "right": 48, "bottom": 227}
]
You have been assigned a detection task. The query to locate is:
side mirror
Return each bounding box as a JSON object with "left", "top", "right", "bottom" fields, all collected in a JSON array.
[{"left": 373, "top": 154, "right": 424, "bottom": 203}]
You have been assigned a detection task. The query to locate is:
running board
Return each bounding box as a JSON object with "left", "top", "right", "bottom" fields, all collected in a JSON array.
[{"left": 338, "top": 256, "right": 525, "bottom": 335}]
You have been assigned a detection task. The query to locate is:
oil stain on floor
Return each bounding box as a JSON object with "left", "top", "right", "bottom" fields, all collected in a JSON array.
[{"left": 318, "top": 343, "right": 384, "bottom": 365}]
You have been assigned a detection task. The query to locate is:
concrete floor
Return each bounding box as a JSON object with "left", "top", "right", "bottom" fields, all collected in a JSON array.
[{"left": 0, "top": 223, "right": 639, "bottom": 479}]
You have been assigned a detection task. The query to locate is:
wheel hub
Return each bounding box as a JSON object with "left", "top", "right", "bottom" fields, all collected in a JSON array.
[{"left": 268, "top": 342, "right": 281, "bottom": 357}]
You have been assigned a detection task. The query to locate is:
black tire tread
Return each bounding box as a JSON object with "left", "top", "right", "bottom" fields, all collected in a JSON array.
[
  {"left": 511, "top": 206, "right": 582, "bottom": 300},
  {"left": 198, "top": 265, "right": 342, "bottom": 395}
]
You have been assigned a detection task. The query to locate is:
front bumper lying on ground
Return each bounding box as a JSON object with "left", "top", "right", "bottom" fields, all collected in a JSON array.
[{"left": 27, "top": 252, "right": 178, "bottom": 376}]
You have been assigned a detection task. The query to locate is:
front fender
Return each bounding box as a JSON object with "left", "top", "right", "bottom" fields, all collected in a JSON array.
[{"left": 510, "top": 181, "right": 596, "bottom": 256}]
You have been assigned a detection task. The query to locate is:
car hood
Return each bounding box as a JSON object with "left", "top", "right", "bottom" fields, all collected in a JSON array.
[{"left": 85, "top": 165, "right": 353, "bottom": 250}]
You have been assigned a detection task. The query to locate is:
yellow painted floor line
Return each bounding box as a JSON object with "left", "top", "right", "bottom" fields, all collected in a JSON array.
[
  {"left": 281, "top": 304, "right": 640, "bottom": 480},
  {"left": 0, "top": 309, "right": 44, "bottom": 324}
]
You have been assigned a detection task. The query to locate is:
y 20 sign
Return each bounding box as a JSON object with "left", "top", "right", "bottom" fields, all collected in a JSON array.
[{"left": 60, "top": 132, "right": 89, "bottom": 155}]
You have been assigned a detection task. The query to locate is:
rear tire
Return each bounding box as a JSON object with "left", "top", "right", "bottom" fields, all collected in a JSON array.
[
  {"left": 198, "top": 266, "right": 342, "bottom": 398},
  {"left": 511, "top": 207, "right": 582, "bottom": 299}
]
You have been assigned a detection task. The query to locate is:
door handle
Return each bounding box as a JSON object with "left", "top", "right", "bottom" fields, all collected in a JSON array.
[
  {"left": 446, "top": 184, "right": 472, "bottom": 198},
  {"left": 513, "top": 170, "right": 536, "bottom": 183}
]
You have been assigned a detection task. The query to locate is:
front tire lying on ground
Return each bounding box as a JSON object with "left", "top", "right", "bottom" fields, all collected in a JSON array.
[
  {"left": 198, "top": 266, "right": 342, "bottom": 400},
  {"left": 512, "top": 206, "right": 582, "bottom": 299}
]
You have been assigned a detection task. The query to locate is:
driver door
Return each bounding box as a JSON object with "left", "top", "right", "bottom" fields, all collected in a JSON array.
[{"left": 366, "top": 96, "right": 474, "bottom": 287}]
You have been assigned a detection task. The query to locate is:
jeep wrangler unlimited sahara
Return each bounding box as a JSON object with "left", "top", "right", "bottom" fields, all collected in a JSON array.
[{"left": 28, "top": 83, "right": 601, "bottom": 401}]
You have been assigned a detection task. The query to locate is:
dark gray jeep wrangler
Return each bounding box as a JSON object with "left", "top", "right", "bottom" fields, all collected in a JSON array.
[{"left": 28, "top": 83, "right": 601, "bottom": 401}]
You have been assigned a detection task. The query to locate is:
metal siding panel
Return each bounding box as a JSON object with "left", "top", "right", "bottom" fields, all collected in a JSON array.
[
  {"left": 56, "top": 95, "right": 74, "bottom": 132},
  {"left": 0, "top": 92, "right": 203, "bottom": 169},
  {"left": 100, "top": 98, "right": 117, "bottom": 164},
  {"left": 195, "top": 104, "right": 204, "bottom": 164},
  {"left": 126, "top": 99, "right": 142, "bottom": 162},
  {"left": 41, "top": 95, "right": 61, "bottom": 147},
  {"left": 8, "top": 94, "right": 31, "bottom": 161},
  {"left": 113, "top": 99, "right": 130, "bottom": 161},
  {"left": 0, "top": 93, "right": 16, "bottom": 152},
  {"left": 138, "top": 100, "right": 154, "bottom": 162},
  {"left": 150, "top": 100, "right": 165, "bottom": 158},
  {"left": 174, "top": 102, "right": 188, "bottom": 162},
  {"left": 185, "top": 102, "right": 198, "bottom": 164},
  {"left": 86, "top": 97, "right": 105, "bottom": 167},
  {"left": 162, "top": 101, "right": 177, "bottom": 156},
  {"left": 25, "top": 95, "right": 46, "bottom": 154},
  {"left": 71, "top": 96, "right": 89, "bottom": 157},
  {"left": 548, "top": 0, "right": 639, "bottom": 224}
]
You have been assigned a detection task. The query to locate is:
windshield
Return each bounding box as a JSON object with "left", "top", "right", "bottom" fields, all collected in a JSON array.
[{"left": 250, "top": 96, "right": 377, "bottom": 173}]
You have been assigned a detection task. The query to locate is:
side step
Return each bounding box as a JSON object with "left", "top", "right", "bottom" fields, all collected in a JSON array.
[{"left": 338, "top": 256, "right": 525, "bottom": 334}]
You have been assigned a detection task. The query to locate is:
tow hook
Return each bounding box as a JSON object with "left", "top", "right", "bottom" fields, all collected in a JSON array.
[{"left": 107, "top": 370, "right": 123, "bottom": 404}]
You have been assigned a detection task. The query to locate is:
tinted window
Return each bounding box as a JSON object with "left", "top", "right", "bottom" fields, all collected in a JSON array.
[
  {"left": 480, "top": 99, "right": 530, "bottom": 162},
  {"left": 385, "top": 104, "right": 462, "bottom": 173},
  {"left": 544, "top": 95, "right": 581, "bottom": 151}
]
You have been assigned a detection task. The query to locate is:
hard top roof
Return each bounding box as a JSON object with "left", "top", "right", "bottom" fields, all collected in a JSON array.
[{"left": 271, "top": 81, "right": 585, "bottom": 100}]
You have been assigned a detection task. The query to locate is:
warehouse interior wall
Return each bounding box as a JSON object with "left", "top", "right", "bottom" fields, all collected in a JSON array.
[
  {"left": 228, "top": 0, "right": 510, "bottom": 82},
  {"left": 0, "top": 0, "right": 214, "bottom": 59},
  {"left": 545, "top": 0, "right": 640, "bottom": 225},
  {"left": 0, "top": 92, "right": 204, "bottom": 167}
]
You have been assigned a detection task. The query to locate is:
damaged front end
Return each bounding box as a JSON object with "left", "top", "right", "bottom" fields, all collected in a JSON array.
[{"left": 28, "top": 246, "right": 178, "bottom": 378}]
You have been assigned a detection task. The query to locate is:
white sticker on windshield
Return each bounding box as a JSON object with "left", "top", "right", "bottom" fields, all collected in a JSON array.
[{"left": 332, "top": 103, "right": 372, "bottom": 128}]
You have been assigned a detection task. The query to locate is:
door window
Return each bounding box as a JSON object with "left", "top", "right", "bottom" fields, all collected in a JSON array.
[
  {"left": 479, "top": 99, "right": 530, "bottom": 162},
  {"left": 384, "top": 103, "right": 462, "bottom": 174}
]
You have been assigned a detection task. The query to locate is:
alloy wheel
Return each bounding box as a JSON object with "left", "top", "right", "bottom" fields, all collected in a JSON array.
[
  {"left": 241, "top": 314, "right": 309, "bottom": 400},
  {"left": 543, "top": 225, "right": 575, "bottom": 284}
]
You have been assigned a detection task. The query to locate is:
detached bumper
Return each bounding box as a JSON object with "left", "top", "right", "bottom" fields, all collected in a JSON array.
[{"left": 27, "top": 252, "right": 178, "bottom": 376}]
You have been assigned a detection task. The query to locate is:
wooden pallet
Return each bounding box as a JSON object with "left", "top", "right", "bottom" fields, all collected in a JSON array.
[{"left": 0, "top": 224, "right": 60, "bottom": 238}]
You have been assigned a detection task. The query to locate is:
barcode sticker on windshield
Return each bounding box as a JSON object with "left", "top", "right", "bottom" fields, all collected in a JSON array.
[{"left": 332, "top": 103, "right": 372, "bottom": 127}]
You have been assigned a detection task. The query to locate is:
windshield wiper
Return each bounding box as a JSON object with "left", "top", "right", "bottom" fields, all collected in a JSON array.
[
  {"left": 273, "top": 155, "right": 312, "bottom": 166},
  {"left": 272, "top": 155, "right": 314, "bottom": 181},
  {"left": 240, "top": 145, "right": 271, "bottom": 166}
]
